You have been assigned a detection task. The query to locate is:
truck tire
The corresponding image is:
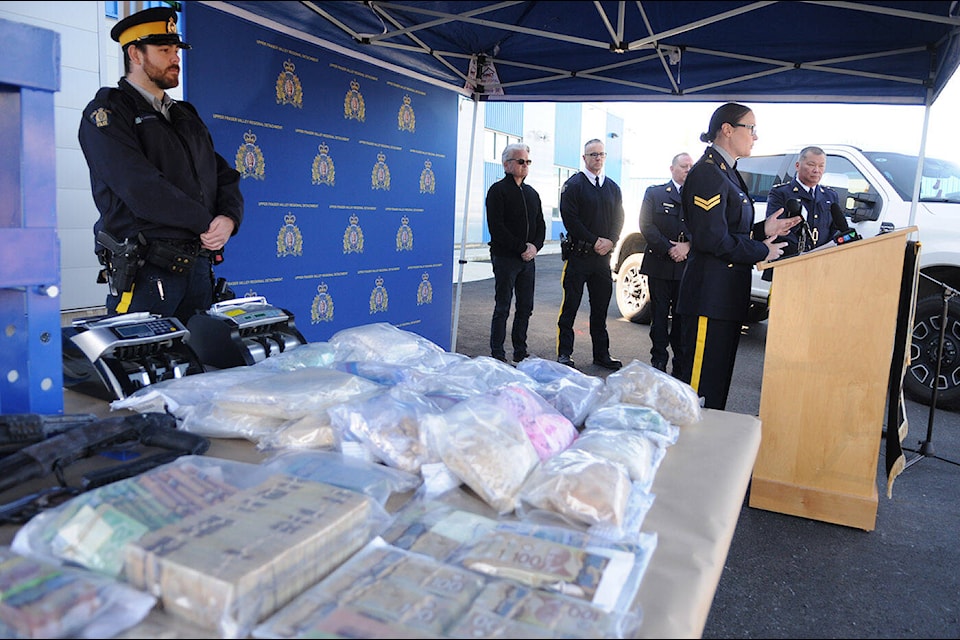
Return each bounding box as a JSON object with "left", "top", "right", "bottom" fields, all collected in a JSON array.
[
  {"left": 904, "top": 294, "right": 960, "bottom": 410},
  {"left": 615, "top": 253, "right": 652, "bottom": 324}
]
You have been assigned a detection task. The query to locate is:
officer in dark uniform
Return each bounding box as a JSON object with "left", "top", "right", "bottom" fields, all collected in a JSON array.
[
  {"left": 766, "top": 146, "right": 844, "bottom": 257},
  {"left": 557, "top": 139, "right": 625, "bottom": 370},
  {"left": 78, "top": 7, "right": 243, "bottom": 325},
  {"left": 639, "top": 152, "right": 692, "bottom": 378},
  {"left": 677, "top": 103, "right": 799, "bottom": 410}
]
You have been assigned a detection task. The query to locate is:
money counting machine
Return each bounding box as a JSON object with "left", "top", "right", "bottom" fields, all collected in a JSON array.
[
  {"left": 67, "top": 312, "right": 204, "bottom": 401},
  {"left": 186, "top": 296, "right": 306, "bottom": 370}
]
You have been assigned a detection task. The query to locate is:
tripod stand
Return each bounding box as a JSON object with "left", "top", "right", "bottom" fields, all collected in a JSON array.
[{"left": 904, "top": 275, "right": 960, "bottom": 469}]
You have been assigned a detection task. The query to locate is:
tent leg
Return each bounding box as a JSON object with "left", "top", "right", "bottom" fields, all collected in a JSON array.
[
  {"left": 907, "top": 90, "right": 932, "bottom": 228},
  {"left": 451, "top": 97, "right": 480, "bottom": 352}
]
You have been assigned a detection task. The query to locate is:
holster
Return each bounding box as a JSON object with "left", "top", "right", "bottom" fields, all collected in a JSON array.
[
  {"left": 95, "top": 231, "right": 145, "bottom": 296},
  {"left": 559, "top": 232, "right": 594, "bottom": 260}
]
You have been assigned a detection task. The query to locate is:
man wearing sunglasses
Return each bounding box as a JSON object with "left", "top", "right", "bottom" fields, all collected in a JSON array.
[
  {"left": 556, "top": 139, "right": 625, "bottom": 370},
  {"left": 485, "top": 143, "right": 546, "bottom": 365}
]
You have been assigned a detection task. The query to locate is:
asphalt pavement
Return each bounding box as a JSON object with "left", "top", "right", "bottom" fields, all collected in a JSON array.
[{"left": 452, "top": 245, "right": 960, "bottom": 639}]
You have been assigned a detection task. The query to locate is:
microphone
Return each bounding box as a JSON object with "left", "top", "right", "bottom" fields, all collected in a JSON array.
[
  {"left": 830, "top": 201, "right": 851, "bottom": 232},
  {"left": 829, "top": 201, "right": 861, "bottom": 243},
  {"left": 785, "top": 198, "right": 803, "bottom": 217},
  {"left": 784, "top": 198, "right": 814, "bottom": 249}
]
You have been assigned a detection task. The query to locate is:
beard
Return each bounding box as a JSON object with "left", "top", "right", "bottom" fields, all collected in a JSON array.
[{"left": 143, "top": 57, "right": 180, "bottom": 90}]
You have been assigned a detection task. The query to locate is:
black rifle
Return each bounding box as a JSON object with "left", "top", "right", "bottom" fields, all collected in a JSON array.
[
  {"left": 0, "top": 413, "right": 99, "bottom": 457},
  {"left": 0, "top": 412, "right": 210, "bottom": 522}
]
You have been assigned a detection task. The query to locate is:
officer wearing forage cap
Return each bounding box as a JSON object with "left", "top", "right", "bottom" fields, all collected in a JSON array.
[
  {"left": 79, "top": 6, "right": 243, "bottom": 324},
  {"left": 111, "top": 5, "right": 192, "bottom": 49}
]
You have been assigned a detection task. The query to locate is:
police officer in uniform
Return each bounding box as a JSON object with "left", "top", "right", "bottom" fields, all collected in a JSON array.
[
  {"left": 766, "top": 146, "right": 843, "bottom": 257},
  {"left": 677, "top": 103, "right": 800, "bottom": 410},
  {"left": 79, "top": 7, "right": 243, "bottom": 325},
  {"left": 639, "top": 152, "right": 692, "bottom": 378},
  {"left": 557, "top": 138, "right": 625, "bottom": 371}
]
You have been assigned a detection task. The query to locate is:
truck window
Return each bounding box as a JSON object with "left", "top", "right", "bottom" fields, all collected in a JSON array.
[
  {"left": 738, "top": 155, "right": 787, "bottom": 202},
  {"left": 820, "top": 155, "right": 871, "bottom": 207}
]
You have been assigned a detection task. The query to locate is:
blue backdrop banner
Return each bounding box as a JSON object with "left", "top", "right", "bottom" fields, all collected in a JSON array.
[{"left": 183, "top": 3, "right": 457, "bottom": 349}]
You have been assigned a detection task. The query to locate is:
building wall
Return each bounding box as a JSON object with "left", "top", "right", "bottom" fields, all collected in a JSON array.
[{"left": 0, "top": 2, "right": 151, "bottom": 313}]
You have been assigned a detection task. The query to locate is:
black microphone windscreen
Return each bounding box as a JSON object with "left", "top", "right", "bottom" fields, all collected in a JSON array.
[
  {"left": 785, "top": 198, "right": 803, "bottom": 217},
  {"left": 830, "top": 201, "right": 851, "bottom": 231}
]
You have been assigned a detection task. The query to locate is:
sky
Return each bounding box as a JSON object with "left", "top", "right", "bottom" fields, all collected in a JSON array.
[{"left": 614, "top": 71, "right": 960, "bottom": 180}]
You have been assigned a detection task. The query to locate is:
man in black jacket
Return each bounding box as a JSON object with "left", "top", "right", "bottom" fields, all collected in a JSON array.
[
  {"left": 639, "top": 152, "right": 692, "bottom": 377},
  {"left": 557, "top": 139, "right": 625, "bottom": 370},
  {"left": 79, "top": 7, "right": 243, "bottom": 324},
  {"left": 485, "top": 143, "right": 546, "bottom": 364}
]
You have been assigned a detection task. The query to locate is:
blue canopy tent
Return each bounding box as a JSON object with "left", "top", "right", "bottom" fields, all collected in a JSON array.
[
  {"left": 212, "top": 1, "right": 960, "bottom": 104},
  {"left": 207, "top": 0, "right": 960, "bottom": 344}
]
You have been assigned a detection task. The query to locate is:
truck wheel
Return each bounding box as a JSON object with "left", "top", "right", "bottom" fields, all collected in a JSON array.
[
  {"left": 904, "top": 294, "right": 960, "bottom": 410},
  {"left": 615, "top": 253, "right": 651, "bottom": 324}
]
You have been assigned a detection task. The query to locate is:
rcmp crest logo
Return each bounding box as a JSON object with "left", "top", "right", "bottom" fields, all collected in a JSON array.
[
  {"left": 343, "top": 214, "right": 364, "bottom": 253},
  {"left": 369, "top": 276, "right": 389, "bottom": 314},
  {"left": 311, "top": 142, "right": 335, "bottom": 186},
  {"left": 416, "top": 273, "right": 433, "bottom": 306},
  {"left": 344, "top": 79, "right": 365, "bottom": 122},
  {"left": 419, "top": 160, "right": 436, "bottom": 194},
  {"left": 92, "top": 107, "right": 111, "bottom": 128},
  {"left": 275, "top": 60, "right": 303, "bottom": 108},
  {"left": 398, "top": 95, "right": 415, "bottom": 132},
  {"left": 235, "top": 130, "right": 265, "bottom": 180},
  {"left": 311, "top": 282, "right": 335, "bottom": 323},
  {"left": 276, "top": 213, "right": 303, "bottom": 257},
  {"left": 396, "top": 216, "right": 414, "bottom": 251},
  {"left": 371, "top": 152, "right": 391, "bottom": 191}
]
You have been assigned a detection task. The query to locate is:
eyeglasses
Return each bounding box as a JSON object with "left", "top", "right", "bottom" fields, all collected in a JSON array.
[
  {"left": 585, "top": 152, "right": 607, "bottom": 159},
  {"left": 732, "top": 123, "right": 758, "bottom": 136},
  {"left": 508, "top": 158, "right": 533, "bottom": 165}
]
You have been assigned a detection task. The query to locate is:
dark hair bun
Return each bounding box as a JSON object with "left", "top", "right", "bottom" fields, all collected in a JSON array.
[{"left": 700, "top": 132, "right": 711, "bottom": 143}]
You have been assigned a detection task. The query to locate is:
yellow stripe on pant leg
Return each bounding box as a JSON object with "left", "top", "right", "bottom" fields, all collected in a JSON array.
[
  {"left": 556, "top": 260, "right": 568, "bottom": 355},
  {"left": 689, "top": 315, "right": 708, "bottom": 392}
]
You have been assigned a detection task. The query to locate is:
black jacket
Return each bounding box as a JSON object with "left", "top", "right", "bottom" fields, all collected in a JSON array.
[
  {"left": 78, "top": 77, "right": 243, "bottom": 245},
  {"left": 639, "top": 180, "right": 689, "bottom": 280},
  {"left": 677, "top": 146, "right": 768, "bottom": 322},
  {"left": 485, "top": 174, "right": 546, "bottom": 258},
  {"left": 559, "top": 172, "right": 624, "bottom": 250},
  {"left": 767, "top": 178, "right": 843, "bottom": 255}
]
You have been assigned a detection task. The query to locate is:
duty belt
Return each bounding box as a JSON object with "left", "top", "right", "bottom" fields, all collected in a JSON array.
[{"left": 145, "top": 239, "right": 199, "bottom": 275}]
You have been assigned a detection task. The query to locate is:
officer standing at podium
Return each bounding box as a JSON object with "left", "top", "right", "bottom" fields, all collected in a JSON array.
[
  {"left": 79, "top": 6, "right": 243, "bottom": 325},
  {"left": 766, "top": 146, "right": 843, "bottom": 257}
]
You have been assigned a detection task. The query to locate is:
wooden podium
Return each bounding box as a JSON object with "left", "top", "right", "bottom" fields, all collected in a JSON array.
[{"left": 749, "top": 227, "right": 918, "bottom": 530}]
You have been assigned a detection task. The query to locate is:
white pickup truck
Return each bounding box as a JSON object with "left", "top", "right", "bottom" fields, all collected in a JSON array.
[{"left": 612, "top": 144, "right": 960, "bottom": 409}]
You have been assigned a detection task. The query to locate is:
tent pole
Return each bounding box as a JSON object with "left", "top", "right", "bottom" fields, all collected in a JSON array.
[
  {"left": 908, "top": 89, "right": 933, "bottom": 229},
  {"left": 451, "top": 96, "right": 480, "bottom": 352}
]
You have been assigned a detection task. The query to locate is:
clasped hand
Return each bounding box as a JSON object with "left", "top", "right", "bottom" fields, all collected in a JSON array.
[
  {"left": 668, "top": 240, "right": 690, "bottom": 262},
  {"left": 593, "top": 237, "right": 614, "bottom": 256},
  {"left": 200, "top": 215, "right": 235, "bottom": 251}
]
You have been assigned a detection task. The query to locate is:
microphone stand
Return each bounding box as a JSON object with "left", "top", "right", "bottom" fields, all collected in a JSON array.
[
  {"left": 797, "top": 218, "right": 815, "bottom": 254},
  {"left": 903, "top": 273, "right": 960, "bottom": 469}
]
